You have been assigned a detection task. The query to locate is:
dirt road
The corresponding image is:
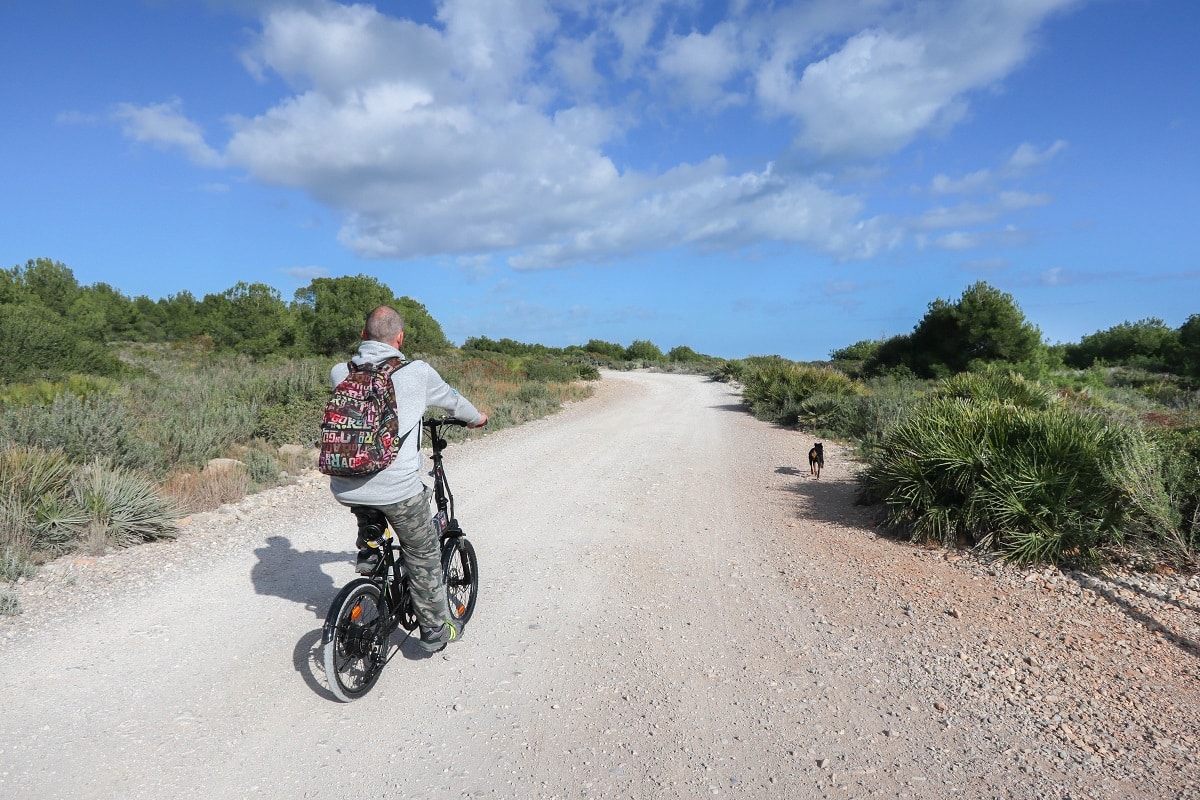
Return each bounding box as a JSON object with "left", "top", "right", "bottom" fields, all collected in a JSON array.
[{"left": 2, "top": 371, "right": 1198, "bottom": 799}]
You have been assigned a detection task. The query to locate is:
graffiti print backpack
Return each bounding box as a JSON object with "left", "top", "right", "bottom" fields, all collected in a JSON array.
[{"left": 318, "top": 357, "right": 412, "bottom": 477}]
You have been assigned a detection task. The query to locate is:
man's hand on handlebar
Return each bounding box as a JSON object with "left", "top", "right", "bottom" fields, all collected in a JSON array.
[{"left": 467, "top": 413, "right": 488, "bottom": 429}]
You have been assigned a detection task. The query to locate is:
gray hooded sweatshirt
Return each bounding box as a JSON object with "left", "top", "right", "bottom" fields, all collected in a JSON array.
[{"left": 327, "top": 339, "right": 484, "bottom": 507}]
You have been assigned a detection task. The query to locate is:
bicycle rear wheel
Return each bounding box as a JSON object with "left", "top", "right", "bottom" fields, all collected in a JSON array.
[
  {"left": 442, "top": 536, "right": 478, "bottom": 628},
  {"left": 323, "top": 579, "right": 387, "bottom": 702}
]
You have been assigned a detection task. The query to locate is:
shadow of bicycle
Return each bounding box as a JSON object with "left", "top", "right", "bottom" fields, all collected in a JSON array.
[{"left": 251, "top": 535, "right": 347, "bottom": 617}]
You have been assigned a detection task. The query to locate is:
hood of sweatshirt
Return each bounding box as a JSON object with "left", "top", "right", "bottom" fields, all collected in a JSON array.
[{"left": 350, "top": 339, "right": 405, "bottom": 366}]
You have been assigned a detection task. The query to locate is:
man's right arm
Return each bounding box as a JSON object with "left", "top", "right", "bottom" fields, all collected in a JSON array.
[{"left": 424, "top": 366, "right": 485, "bottom": 427}]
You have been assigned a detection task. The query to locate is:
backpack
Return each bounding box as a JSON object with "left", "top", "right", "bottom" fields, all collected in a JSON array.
[{"left": 318, "top": 357, "right": 413, "bottom": 477}]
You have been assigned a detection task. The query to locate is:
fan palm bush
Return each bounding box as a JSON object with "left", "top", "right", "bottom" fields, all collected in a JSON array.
[
  {"left": 859, "top": 374, "right": 1178, "bottom": 565},
  {"left": 0, "top": 446, "right": 180, "bottom": 578},
  {"left": 0, "top": 446, "right": 82, "bottom": 558},
  {"left": 71, "top": 462, "right": 179, "bottom": 551},
  {"left": 741, "top": 362, "right": 863, "bottom": 425}
]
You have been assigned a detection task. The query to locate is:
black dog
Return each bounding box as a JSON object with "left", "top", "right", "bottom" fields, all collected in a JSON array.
[{"left": 808, "top": 443, "right": 824, "bottom": 478}]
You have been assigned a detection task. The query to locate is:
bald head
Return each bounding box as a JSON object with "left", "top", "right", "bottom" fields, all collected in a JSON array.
[{"left": 363, "top": 306, "right": 405, "bottom": 345}]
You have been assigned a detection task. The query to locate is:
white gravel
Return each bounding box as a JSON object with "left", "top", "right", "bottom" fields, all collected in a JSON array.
[{"left": 2, "top": 370, "right": 1198, "bottom": 799}]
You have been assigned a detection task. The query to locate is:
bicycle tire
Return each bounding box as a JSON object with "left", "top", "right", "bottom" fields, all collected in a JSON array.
[
  {"left": 442, "top": 536, "right": 478, "bottom": 628},
  {"left": 322, "top": 578, "right": 387, "bottom": 702}
]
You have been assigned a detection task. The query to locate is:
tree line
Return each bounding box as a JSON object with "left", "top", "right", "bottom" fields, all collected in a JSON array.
[
  {"left": 0, "top": 258, "right": 458, "bottom": 384},
  {"left": 4, "top": 259, "right": 1197, "bottom": 389},
  {"left": 0, "top": 258, "right": 719, "bottom": 386},
  {"left": 831, "top": 281, "right": 1200, "bottom": 380},
  {"left": 461, "top": 335, "right": 711, "bottom": 365}
]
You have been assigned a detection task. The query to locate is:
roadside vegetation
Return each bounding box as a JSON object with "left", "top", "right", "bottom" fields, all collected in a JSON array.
[
  {"left": 5, "top": 259, "right": 1197, "bottom": 613},
  {"left": 0, "top": 259, "right": 600, "bottom": 614},
  {"left": 714, "top": 282, "right": 1200, "bottom": 572}
]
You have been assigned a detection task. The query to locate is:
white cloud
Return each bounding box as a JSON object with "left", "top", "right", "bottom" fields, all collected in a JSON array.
[
  {"left": 930, "top": 140, "right": 1069, "bottom": 196},
  {"left": 112, "top": 98, "right": 223, "bottom": 167},
  {"left": 109, "top": 0, "right": 1079, "bottom": 269},
  {"left": 934, "top": 225, "right": 1030, "bottom": 251},
  {"left": 656, "top": 22, "right": 745, "bottom": 110},
  {"left": 549, "top": 34, "right": 604, "bottom": 98},
  {"left": 916, "top": 192, "right": 1050, "bottom": 232},
  {"left": 788, "top": 29, "right": 968, "bottom": 159},
  {"left": 1006, "top": 139, "right": 1069, "bottom": 174},
  {"left": 931, "top": 168, "right": 993, "bottom": 195},
  {"left": 762, "top": 1, "right": 1079, "bottom": 160}
]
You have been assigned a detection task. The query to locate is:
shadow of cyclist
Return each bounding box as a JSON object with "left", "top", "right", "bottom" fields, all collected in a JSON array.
[{"left": 251, "top": 535, "right": 348, "bottom": 617}]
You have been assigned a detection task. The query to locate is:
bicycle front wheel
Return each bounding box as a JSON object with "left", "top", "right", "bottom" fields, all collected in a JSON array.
[
  {"left": 442, "top": 536, "right": 478, "bottom": 628},
  {"left": 323, "top": 579, "right": 387, "bottom": 702}
]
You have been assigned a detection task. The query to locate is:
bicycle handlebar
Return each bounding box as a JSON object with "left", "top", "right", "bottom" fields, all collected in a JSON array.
[{"left": 424, "top": 417, "right": 469, "bottom": 429}]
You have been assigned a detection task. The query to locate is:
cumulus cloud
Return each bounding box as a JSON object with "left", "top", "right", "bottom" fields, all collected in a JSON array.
[
  {"left": 112, "top": 98, "right": 223, "bottom": 167},
  {"left": 760, "top": 1, "right": 1079, "bottom": 160},
  {"left": 110, "top": 0, "right": 1078, "bottom": 267},
  {"left": 656, "top": 22, "right": 746, "bottom": 110}
]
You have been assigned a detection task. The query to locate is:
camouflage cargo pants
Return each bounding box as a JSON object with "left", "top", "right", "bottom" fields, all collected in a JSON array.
[{"left": 374, "top": 487, "right": 447, "bottom": 629}]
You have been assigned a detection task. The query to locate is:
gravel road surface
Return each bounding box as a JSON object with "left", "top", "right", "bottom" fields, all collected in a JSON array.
[{"left": 2, "top": 370, "right": 1199, "bottom": 799}]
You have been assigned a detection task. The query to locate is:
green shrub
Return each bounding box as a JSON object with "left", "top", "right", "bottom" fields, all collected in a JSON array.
[
  {"left": 710, "top": 360, "right": 746, "bottom": 383},
  {"left": 936, "top": 371, "right": 1053, "bottom": 409},
  {"left": 524, "top": 357, "right": 577, "bottom": 383},
  {"left": 71, "top": 462, "right": 179, "bottom": 550},
  {"left": 1, "top": 548, "right": 37, "bottom": 582},
  {"left": 0, "top": 446, "right": 80, "bottom": 557},
  {"left": 0, "top": 374, "right": 119, "bottom": 406},
  {"left": 242, "top": 448, "right": 281, "bottom": 486},
  {"left": 741, "top": 362, "right": 863, "bottom": 425},
  {"left": 0, "top": 302, "right": 124, "bottom": 382},
  {"left": 1155, "top": 425, "right": 1200, "bottom": 559},
  {"left": 0, "top": 392, "right": 155, "bottom": 470},
  {"left": 123, "top": 359, "right": 262, "bottom": 471},
  {"left": 0, "top": 446, "right": 180, "bottom": 583},
  {"left": 858, "top": 391, "right": 1178, "bottom": 566},
  {"left": 245, "top": 360, "right": 329, "bottom": 446}
]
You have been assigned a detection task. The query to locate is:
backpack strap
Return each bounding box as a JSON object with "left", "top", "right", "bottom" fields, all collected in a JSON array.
[
  {"left": 369, "top": 357, "right": 417, "bottom": 453},
  {"left": 347, "top": 356, "right": 408, "bottom": 376}
]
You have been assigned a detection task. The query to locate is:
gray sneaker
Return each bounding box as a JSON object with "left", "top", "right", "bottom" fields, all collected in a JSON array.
[{"left": 418, "top": 621, "right": 459, "bottom": 653}]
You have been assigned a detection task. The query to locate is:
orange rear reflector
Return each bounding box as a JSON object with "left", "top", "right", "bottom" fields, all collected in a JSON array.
[{"left": 351, "top": 604, "right": 363, "bottom": 621}]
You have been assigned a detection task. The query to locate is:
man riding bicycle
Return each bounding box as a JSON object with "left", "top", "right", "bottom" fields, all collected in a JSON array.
[{"left": 326, "top": 306, "right": 486, "bottom": 653}]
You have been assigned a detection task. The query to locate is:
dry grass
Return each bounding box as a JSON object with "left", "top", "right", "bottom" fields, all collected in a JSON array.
[{"left": 160, "top": 464, "right": 253, "bottom": 514}]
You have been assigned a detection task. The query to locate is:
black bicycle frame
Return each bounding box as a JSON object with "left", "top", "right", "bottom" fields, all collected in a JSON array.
[
  {"left": 350, "top": 418, "right": 470, "bottom": 638},
  {"left": 425, "top": 417, "right": 465, "bottom": 538}
]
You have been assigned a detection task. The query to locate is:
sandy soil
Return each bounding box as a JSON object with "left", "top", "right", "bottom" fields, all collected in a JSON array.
[{"left": 1, "top": 370, "right": 1198, "bottom": 799}]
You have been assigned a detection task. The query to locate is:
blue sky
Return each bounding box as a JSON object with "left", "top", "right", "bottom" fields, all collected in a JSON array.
[{"left": 2, "top": 0, "right": 1196, "bottom": 360}]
